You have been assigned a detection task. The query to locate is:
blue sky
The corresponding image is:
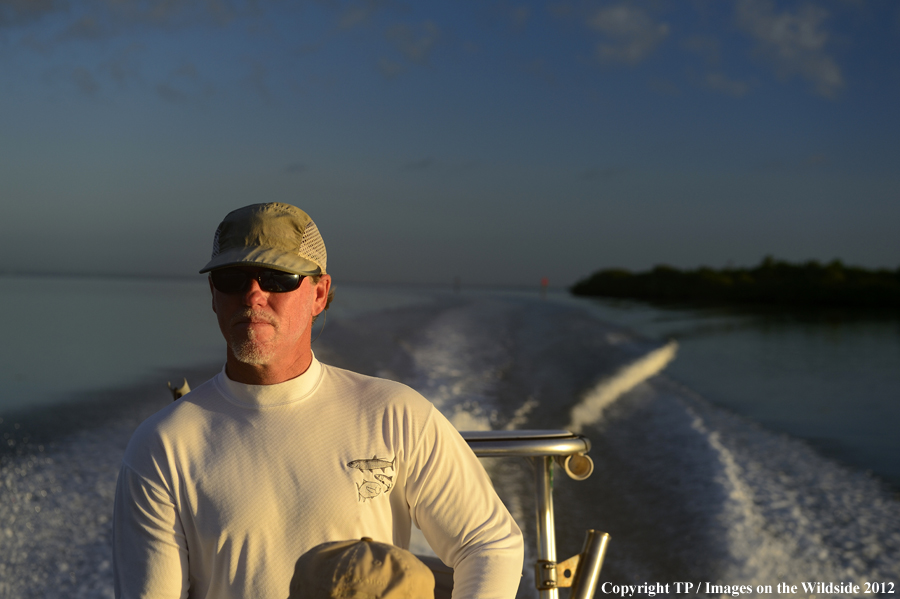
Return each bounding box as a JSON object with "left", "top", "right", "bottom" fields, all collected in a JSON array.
[{"left": 1, "top": 0, "right": 898, "bottom": 287}]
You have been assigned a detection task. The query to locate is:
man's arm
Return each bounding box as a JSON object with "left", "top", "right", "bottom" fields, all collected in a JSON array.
[
  {"left": 405, "top": 409, "right": 524, "bottom": 599},
  {"left": 113, "top": 463, "right": 190, "bottom": 599}
]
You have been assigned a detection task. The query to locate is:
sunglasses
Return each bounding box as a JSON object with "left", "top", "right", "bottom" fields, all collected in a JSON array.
[{"left": 210, "top": 267, "right": 306, "bottom": 294}]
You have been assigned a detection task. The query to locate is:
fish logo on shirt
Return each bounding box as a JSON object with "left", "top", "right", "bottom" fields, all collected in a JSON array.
[
  {"left": 347, "top": 456, "right": 395, "bottom": 472},
  {"left": 374, "top": 473, "right": 393, "bottom": 492},
  {"left": 357, "top": 480, "right": 383, "bottom": 501},
  {"left": 348, "top": 455, "right": 395, "bottom": 502}
]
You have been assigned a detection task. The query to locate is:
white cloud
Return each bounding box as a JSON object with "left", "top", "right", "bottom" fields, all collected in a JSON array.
[
  {"left": 1, "top": 0, "right": 254, "bottom": 36},
  {"left": 101, "top": 42, "right": 143, "bottom": 87},
  {"left": 156, "top": 81, "right": 186, "bottom": 103},
  {"left": 385, "top": 20, "right": 439, "bottom": 65},
  {"left": 377, "top": 56, "right": 405, "bottom": 79},
  {"left": 154, "top": 61, "right": 213, "bottom": 103},
  {"left": 587, "top": 4, "right": 669, "bottom": 65},
  {"left": 173, "top": 62, "right": 199, "bottom": 80},
  {"left": 57, "top": 16, "right": 109, "bottom": 41},
  {"left": 580, "top": 166, "right": 628, "bottom": 181},
  {"left": 647, "top": 78, "right": 680, "bottom": 96},
  {"left": 683, "top": 35, "right": 721, "bottom": 66},
  {"left": 706, "top": 72, "right": 751, "bottom": 97},
  {"left": 243, "top": 61, "right": 270, "bottom": 100},
  {"left": 524, "top": 58, "right": 555, "bottom": 84},
  {"left": 339, "top": 5, "right": 371, "bottom": 29},
  {"left": 403, "top": 157, "right": 435, "bottom": 171},
  {"left": 736, "top": 0, "right": 843, "bottom": 97},
  {"left": 509, "top": 5, "right": 531, "bottom": 31},
  {"left": 72, "top": 66, "right": 99, "bottom": 95},
  {"left": 338, "top": 0, "right": 392, "bottom": 30},
  {"left": 0, "top": 0, "right": 68, "bottom": 28}
]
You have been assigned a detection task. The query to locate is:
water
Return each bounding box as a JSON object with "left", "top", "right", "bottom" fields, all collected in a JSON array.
[
  {"left": 556, "top": 295, "right": 900, "bottom": 488},
  {"left": 0, "top": 275, "right": 436, "bottom": 413},
  {"left": 1, "top": 276, "right": 898, "bottom": 597},
  {"left": 0, "top": 275, "right": 224, "bottom": 412}
]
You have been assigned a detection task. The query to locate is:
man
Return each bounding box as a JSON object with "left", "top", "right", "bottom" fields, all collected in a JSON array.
[{"left": 113, "top": 203, "right": 524, "bottom": 598}]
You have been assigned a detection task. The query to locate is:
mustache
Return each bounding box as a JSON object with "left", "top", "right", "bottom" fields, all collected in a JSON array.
[{"left": 230, "top": 309, "right": 278, "bottom": 328}]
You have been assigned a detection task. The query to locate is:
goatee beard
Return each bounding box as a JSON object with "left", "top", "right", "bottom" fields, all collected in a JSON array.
[
  {"left": 229, "top": 309, "right": 278, "bottom": 365},
  {"left": 231, "top": 339, "right": 274, "bottom": 365}
]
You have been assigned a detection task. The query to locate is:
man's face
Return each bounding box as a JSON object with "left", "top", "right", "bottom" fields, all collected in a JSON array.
[{"left": 210, "top": 267, "right": 329, "bottom": 368}]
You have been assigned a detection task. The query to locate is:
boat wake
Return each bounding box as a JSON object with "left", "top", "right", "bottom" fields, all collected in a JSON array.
[
  {"left": 1, "top": 288, "right": 898, "bottom": 598},
  {"left": 323, "top": 291, "right": 900, "bottom": 597},
  {"left": 567, "top": 340, "right": 678, "bottom": 433}
]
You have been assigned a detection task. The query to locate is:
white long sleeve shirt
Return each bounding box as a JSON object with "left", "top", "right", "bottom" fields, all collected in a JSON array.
[{"left": 113, "top": 357, "right": 523, "bottom": 598}]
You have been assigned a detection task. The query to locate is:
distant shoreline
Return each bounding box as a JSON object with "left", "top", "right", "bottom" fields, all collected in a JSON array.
[{"left": 570, "top": 257, "right": 900, "bottom": 309}]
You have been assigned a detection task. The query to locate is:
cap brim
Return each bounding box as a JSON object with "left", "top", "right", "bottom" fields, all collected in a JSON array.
[{"left": 199, "top": 247, "right": 323, "bottom": 276}]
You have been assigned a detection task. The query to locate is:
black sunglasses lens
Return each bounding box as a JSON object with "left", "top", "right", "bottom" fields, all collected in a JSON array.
[
  {"left": 212, "top": 268, "right": 303, "bottom": 293},
  {"left": 211, "top": 269, "right": 250, "bottom": 293},
  {"left": 259, "top": 271, "right": 302, "bottom": 292}
]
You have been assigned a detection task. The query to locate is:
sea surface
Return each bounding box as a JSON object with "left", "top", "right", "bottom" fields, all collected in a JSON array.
[
  {"left": 552, "top": 294, "right": 900, "bottom": 489},
  {"left": 0, "top": 275, "right": 897, "bottom": 598}
]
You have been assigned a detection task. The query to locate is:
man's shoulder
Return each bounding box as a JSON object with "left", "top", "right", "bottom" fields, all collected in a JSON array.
[
  {"left": 122, "top": 375, "right": 222, "bottom": 460},
  {"left": 319, "top": 363, "right": 433, "bottom": 411},
  {"left": 319, "top": 362, "right": 419, "bottom": 395},
  {"left": 151, "top": 373, "right": 222, "bottom": 422}
]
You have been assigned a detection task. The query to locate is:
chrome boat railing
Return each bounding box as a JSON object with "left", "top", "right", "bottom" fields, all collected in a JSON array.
[{"left": 463, "top": 430, "right": 610, "bottom": 599}]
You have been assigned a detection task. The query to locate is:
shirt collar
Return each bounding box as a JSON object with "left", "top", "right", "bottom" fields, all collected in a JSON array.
[{"left": 215, "top": 354, "right": 324, "bottom": 408}]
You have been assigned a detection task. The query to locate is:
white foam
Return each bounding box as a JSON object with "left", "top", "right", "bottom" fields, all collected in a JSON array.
[
  {"left": 567, "top": 340, "right": 678, "bottom": 433},
  {"left": 5, "top": 290, "right": 899, "bottom": 597},
  {"left": 670, "top": 383, "right": 900, "bottom": 586}
]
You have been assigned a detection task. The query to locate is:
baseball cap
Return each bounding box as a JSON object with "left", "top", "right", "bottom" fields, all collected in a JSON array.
[
  {"left": 199, "top": 203, "right": 327, "bottom": 275},
  {"left": 288, "top": 537, "right": 436, "bottom": 599}
]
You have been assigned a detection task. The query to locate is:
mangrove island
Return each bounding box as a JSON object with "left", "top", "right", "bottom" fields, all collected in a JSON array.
[{"left": 570, "top": 257, "right": 900, "bottom": 309}]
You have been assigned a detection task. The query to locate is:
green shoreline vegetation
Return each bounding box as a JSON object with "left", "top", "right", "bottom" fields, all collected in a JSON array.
[{"left": 570, "top": 257, "right": 900, "bottom": 309}]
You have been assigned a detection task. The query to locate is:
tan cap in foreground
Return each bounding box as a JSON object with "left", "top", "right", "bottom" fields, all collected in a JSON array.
[
  {"left": 199, "top": 202, "right": 327, "bottom": 275},
  {"left": 288, "top": 537, "right": 435, "bottom": 599}
]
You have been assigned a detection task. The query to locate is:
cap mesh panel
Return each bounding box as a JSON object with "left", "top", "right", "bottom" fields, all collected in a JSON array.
[
  {"left": 211, "top": 225, "right": 222, "bottom": 257},
  {"left": 299, "top": 221, "right": 328, "bottom": 273}
]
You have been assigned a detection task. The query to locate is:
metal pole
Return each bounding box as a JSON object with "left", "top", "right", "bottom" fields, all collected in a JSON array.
[
  {"left": 569, "top": 530, "right": 611, "bottom": 599},
  {"left": 533, "top": 456, "right": 558, "bottom": 599}
]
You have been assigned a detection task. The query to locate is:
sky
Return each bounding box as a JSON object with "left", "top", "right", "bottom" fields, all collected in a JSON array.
[{"left": 1, "top": 0, "right": 899, "bottom": 287}]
